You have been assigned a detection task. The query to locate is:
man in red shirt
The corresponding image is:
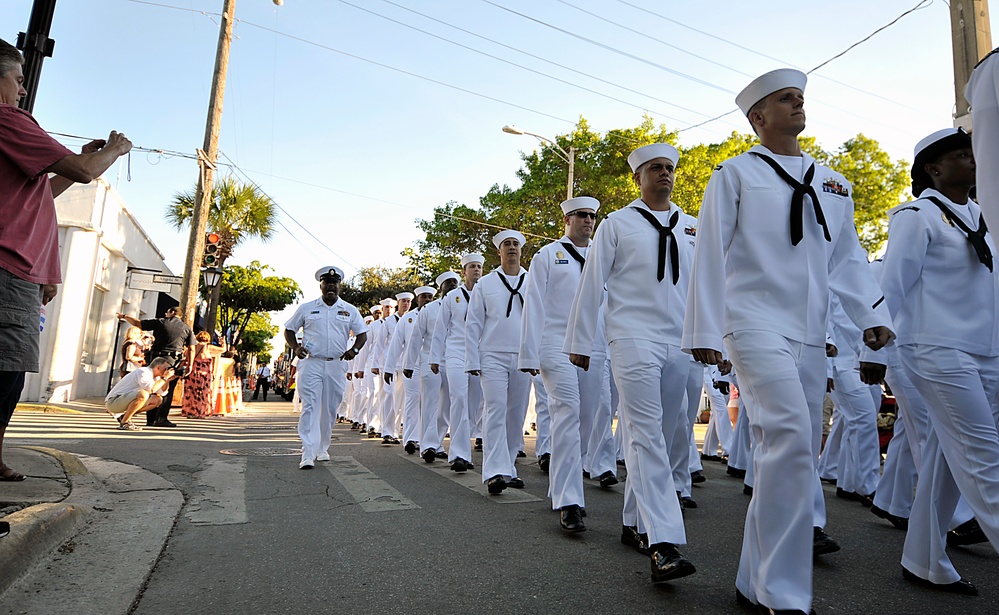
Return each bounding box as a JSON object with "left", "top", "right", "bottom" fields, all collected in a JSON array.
[{"left": 0, "top": 38, "right": 132, "bottom": 481}]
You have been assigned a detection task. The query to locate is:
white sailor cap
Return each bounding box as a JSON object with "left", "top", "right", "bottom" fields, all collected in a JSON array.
[
  {"left": 395, "top": 292, "right": 414, "bottom": 301},
  {"left": 364, "top": 315, "right": 374, "bottom": 324},
  {"left": 560, "top": 196, "right": 600, "bottom": 215},
  {"left": 370, "top": 305, "right": 381, "bottom": 314},
  {"left": 314, "top": 265, "right": 345, "bottom": 281},
  {"left": 460, "top": 252, "right": 485, "bottom": 266},
  {"left": 492, "top": 229, "right": 526, "bottom": 249},
  {"left": 628, "top": 143, "right": 680, "bottom": 172},
  {"left": 379, "top": 298, "right": 397, "bottom": 307},
  {"left": 436, "top": 271, "right": 460, "bottom": 285},
  {"left": 736, "top": 68, "right": 807, "bottom": 116},
  {"left": 414, "top": 286, "right": 435, "bottom": 296}
]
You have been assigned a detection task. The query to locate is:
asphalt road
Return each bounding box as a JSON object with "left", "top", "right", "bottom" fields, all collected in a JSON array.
[{"left": 7, "top": 401, "right": 996, "bottom": 615}]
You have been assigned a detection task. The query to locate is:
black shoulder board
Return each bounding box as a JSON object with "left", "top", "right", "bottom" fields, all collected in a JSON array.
[
  {"left": 892, "top": 206, "right": 920, "bottom": 215},
  {"left": 713, "top": 164, "right": 724, "bottom": 171}
]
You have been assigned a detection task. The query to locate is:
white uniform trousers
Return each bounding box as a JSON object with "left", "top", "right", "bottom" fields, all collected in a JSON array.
[
  {"left": 539, "top": 347, "right": 588, "bottom": 510},
  {"left": 446, "top": 362, "right": 480, "bottom": 463},
  {"left": 609, "top": 338, "right": 687, "bottom": 546},
  {"left": 725, "top": 330, "right": 826, "bottom": 613},
  {"left": 471, "top": 374, "right": 484, "bottom": 440},
  {"left": 401, "top": 373, "right": 422, "bottom": 445},
  {"left": 338, "top": 376, "right": 353, "bottom": 419},
  {"left": 817, "top": 408, "right": 842, "bottom": 481},
  {"left": 872, "top": 409, "right": 915, "bottom": 518},
  {"left": 377, "top": 377, "right": 397, "bottom": 438},
  {"left": 367, "top": 377, "right": 383, "bottom": 431},
  {"left": 583, "top": 356, "right": 616, "bottom": 478},
  {"left": 702, "top": 372, "right": 733, "bottom": 456},
  {"left": 350, "top": 375, "right": 366, "bottom": 423},
  {"left": 728, "top": 396, "right": 752, "bottom": 472},
  {"left": 830, "top": 365, "right": 881, "bottom": 496},
  {"left": 531, "top": 375, "right": 551, "bottom": 457},
  {"left": 480, "top": 351, "right": 531, "bottom": 481},
  {"left": 900, "top": 345, "right": 999, "bottom": 583},
  {"left": 419, "top": 362, "right": 446, "bottom": 453},
  {"left": 297, "top": 357, "right": 346, "bottom": 461},
  {"left": 611, "top": 368, "right": 625, "bottom": 463},
  {"left": 679, "top": 360, "right": 703, "bottom": 497}
]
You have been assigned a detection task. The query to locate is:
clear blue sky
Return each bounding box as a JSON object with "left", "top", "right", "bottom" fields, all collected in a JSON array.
[{"left": 1, "top": 0, "right": 985, "bottom": 347}]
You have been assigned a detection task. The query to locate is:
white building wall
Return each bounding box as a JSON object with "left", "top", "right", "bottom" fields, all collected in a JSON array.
[{"left": 22, "top": 179, "right": 177, "bottom": 403}]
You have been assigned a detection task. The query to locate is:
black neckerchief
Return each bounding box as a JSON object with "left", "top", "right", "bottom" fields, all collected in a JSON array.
[
  {"left": 751, "top": 152, "right": 831, "bottom": 246},
  {"left": 924, "top": 196, "right": 993, "bottom": 272},
  {"left": 497, "top": 271, "right": 526, "bottom": 317},
  {"left": 460, "top": 287, "right": 470, "bottom": 303},
  {"left": 560, "top": 241, "right": 586, "bottom": 269},
  {"left": 633, "top": 207, "right": 680, "bottom": 284}
]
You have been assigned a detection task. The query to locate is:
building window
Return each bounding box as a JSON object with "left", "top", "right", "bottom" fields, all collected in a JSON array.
[{"left": 81, "top": 287, "right": 106, "bottom": 366}]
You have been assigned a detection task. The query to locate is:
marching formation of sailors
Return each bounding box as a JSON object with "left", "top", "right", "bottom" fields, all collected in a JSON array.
[{"left": 282, "top": 68, "right": 999, "bottom": 615}]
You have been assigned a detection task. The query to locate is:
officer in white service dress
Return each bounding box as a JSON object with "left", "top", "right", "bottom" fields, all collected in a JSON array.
[
  {"left": 466, "top": 230, "right": 531, "bottom": 494},
  {"left": 520, "top": 196, "right": 614, "bottom": 533},
  {"left": 566, "top": 143, "right": 697, "bottom": 584},
  {"left": 406, "top": 273, "right": 458, "bottom": 462},
  {"left": 431, "top": 257, "right": 484, "bottom": 471},
  {"left": 683, "top": 69, "right": 893, "bottom": 614},
  {"left": 876, "top": 128, "right": 999, "bottom": 595},
  {"left": 284, "top": 266, "right": 367, "bottom": 469}
]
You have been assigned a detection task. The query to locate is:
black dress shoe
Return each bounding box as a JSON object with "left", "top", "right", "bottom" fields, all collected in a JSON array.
[
  {"left": 701, "top": 453, "right": 722, "bottom": 462},
  {"left": 819, "top": 475, "right": 836, "bottom": 484},
  {"left": 736, "top": 587, "right": 756, "bottom": 608},
  {"left": 559, "top": 505, "right": 586, "bottom": 533},
  {"left": 743, "top": 485, "right": 754, "bottom": 496},
  {"left": 466, "top": 460, "right": 475, "bottom": 470},
  {"left": 582, "top": 470, "right": 591, "bottom": 479},
  {"left": 813, "top": 527, "right": 840, "bottom": 555},
  {"left": 621, "top": 525, "right": 650, "bottom": 554},
  {"left": 870, "top": 504, "right": 908, "bottom": 531},
  {"left": 599, "top": 471, "right": 619, "bottom": 488},
  {"left": 153, "top": 419, "right": 177, "bottom": 428},
  {"left": 508, "top": 477, "right": 525, "bottom": 489},
  {"left": 902, "top": 567, "right": 978, "bottom": 596},
  {"left": 691, "top": 470, "right": 706, "bottom": 484},
  {"left": 517, "top": 450, "right": 527, "bottom": 458},
  {"left": 422, "top": 448, "right": 436, "bottom": 464},
  {"left": 836, "top": 488, "right": 874, "bottom": 507},
  {"left": 350, "top": 422, "right": 359, "bottom": 430},
  {"left": 616, "top": 458, "right": 626, "bottom": 466},
  {"left": 487, "top": 475, "right": 507, "bottom": 494},
  {"left": 538, "top": 453, "right": 551, "bottom": 473},
  {"left": 404, "top": 441, "right": 417, "bottom": 455},
  {"left": 435, "top": 450, "right": 448, "bottom": 459},
  {"left": 947, "top": 518, "right": 988, "bottom": 547},
  {"left": 649, "top": 543, "right": 696, "bottom": 583},
  {"left": 474, "top": 438, "right": 483, "bottom": 451},
  {"left": 681, "top": 496, "right": 698, "bottom": 509},
  {"left": 451, "top": 459, "right": 468, "bottom": 473},
  {"left": 381, "top": 436, "right": 394, "bottom": 445},
  {"left": 727, "top": 465, "right": 746, "bottom": 479}
]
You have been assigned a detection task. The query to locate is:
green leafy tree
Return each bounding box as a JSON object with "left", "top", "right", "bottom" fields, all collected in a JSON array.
[
  {"left": 217, "top": 261, "right": 301, "bottom": 351},
  {"left": 166, "top": 175, "right": 278, "bottom": 332},
  {"left": 239, "top": 313, "right": 278, "bottom": 358},
  {"left": 339, "top": 266, "right": 425, "bottom": 312}
]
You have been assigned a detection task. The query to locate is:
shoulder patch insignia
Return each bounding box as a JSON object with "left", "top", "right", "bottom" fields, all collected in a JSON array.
[
  {"left": 555, "top": 250, "right": 565, "bottom": 259},
  {"left": 684, "top": 226, "right": 696, "bottom": 236},
  {"left": 408, "top": 317, "right": 413, "bottom": 323},
  {"left": 942, "top": 213, "right": 955, "bottom": 227},
  {"left": 821, "top": 177, "right": 849, "bottom": 196},
  {"left": 892, "top": 206, "right": 920, "bottom": 215}
]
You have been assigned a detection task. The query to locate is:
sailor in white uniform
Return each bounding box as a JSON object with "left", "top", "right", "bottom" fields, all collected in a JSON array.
[
  {"left": 467, "top": 230, "right": 531, "bottom": 494},
  {"left": 384, "top": 290, "right": 423, "bottom": 446},
  {"left": 363, "top": 305, "right": 386, "bottom": 436},
  {"left": 967, "top": 46, "right": 999, "bottom": 235},
  {"left": 519, "top": 196, "right": 613, "bottom": 533},
  {"left": 350, "top": 315, "right": 375, "bottom": 430},
  {"left": 284, "top": 266, "right": 367, "bottom": 469},
  {"left": 566, "top": 143, "right": 697, "bottom": 584},
  {"left": 431, "top": 258, "right": 483, "bottom": 470},
  {"left": 876, "top": 128, "right": 999, "bottom": 595},
  {"left": 394, "top": 286, "right": 434, "bottom": 453},
  {"left": 682, "top": 69, "right": 893, "bottom": 614},
  {"left": 700, "top": 365, "right": 733, "bottom": 460}
]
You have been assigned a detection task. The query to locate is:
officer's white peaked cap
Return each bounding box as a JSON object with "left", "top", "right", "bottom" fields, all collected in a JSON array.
[
  {"left": 460, "top": 253, "right": 485, "bottom": 266},
  {"left": 560, "top": 196, "right": 600, "bottom": 215},
  {"left": 628, "top": 143, "right": 680, "bottom": 173},
  {"left": 314, "top": 265, "right": 345, "bottom": 281},
  {"left": 436, "top": 271, "right": 460, "bottom": 285},
  {"left": 736, "top": 68, "right": 807, "bottom": 116},
  {"left": 492, "top": 229, "right": 526, "bottom": 250}
]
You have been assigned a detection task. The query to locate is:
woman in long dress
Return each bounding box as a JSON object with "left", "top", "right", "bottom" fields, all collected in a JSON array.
[{"left": 182, "top": 331, "right": 215, "bottom": 419}]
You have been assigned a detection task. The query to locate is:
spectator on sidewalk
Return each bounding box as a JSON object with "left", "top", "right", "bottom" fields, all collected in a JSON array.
[
  {"left": 118, "top": 326, "right": 146, "bottom": 379},
  {"left": 116, "top": 306, "right": 195, "bottom": 427},
  {"left": 105, "top": 358, "right": 179, "bottom": 431},
  {"left": 253, "top": 363, "right": 272, "bottom": 401},
  {"left": 1, "top": 38, "right": 131, "bottom": 481}
]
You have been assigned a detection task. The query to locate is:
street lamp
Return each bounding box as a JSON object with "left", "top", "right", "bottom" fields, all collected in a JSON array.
[
  {"left": 201, "top": 266, "right": 224, "bottom": 289},
  {"left": 502, "top": 125, "right": 575, "bottom": 200}
]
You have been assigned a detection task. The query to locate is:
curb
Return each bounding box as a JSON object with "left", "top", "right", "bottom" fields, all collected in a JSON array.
[
  {"left": 0, "top": 448, "right": 92, "bottom": 595},
  {"left": 14, "top": 403, "right": 85, "bottom": 414}
]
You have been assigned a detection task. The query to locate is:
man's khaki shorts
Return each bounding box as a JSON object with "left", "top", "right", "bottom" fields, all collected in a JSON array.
[{"left": 106, "top": 390, "right": 151, "bottom": 415}]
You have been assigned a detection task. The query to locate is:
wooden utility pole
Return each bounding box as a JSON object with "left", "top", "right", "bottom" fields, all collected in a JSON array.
[
  {"left": 179, "top": 0, "right": 236, "bottom": 328},
  {"left": 951, "top": 0, "right": 992, "bottom": 129}
]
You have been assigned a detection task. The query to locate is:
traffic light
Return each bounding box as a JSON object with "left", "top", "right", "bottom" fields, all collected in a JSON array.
[{"left": 203, "top": 232, "right": 221, "bottom": 266}]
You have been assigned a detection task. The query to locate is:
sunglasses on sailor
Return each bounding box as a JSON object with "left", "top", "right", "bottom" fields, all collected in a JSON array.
[{"left": 570, "top": 211, "right": 597, "bottom": 220}]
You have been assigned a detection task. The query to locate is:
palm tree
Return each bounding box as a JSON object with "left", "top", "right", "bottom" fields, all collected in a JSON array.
[{"left": 166, "top": 175, "right": 277, "bottom": 336}]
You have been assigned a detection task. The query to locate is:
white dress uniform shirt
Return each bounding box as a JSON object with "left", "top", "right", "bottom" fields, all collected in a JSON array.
[
  {"left": 465, "top": 267, "right": 529, "bottom": 371},
  {"left": 284, "top": 297, "right": 367, "bottom": 463},
  {"left": 404, "top": 299, "right": 445, "bottom": 452},
  {"left": 388, "top": 308, "right": 422, "bottom": 446},
  {"left": 431, "top": 287, "right": 481, "bottom": 462}
]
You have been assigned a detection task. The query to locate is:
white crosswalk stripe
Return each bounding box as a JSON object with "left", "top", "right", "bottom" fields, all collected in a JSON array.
[
  {"left": 185, "top": 458, "right": 249, "bottom": 525},
  {"left": 324, "top": 456, "right": 420, "bottom": 512},
  {"left": 398, "top": 452, "right": 543, "bottom": 504}
]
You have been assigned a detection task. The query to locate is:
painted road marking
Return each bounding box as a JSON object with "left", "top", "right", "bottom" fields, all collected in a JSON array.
[
  {"left": 325, "top": 456, "right": 420, "bottom": 512},
  {"left": 186, "top": 458, "right": 249, "bottom": 525},
  {"left": 398, "top": 453, "right": 543, "bottom": 504}
]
